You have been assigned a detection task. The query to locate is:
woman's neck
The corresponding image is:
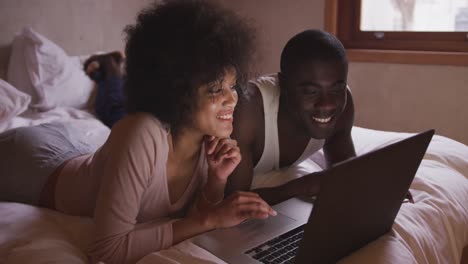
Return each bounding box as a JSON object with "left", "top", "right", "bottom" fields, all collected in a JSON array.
[{"left": 168, "top": 128, "right": 204, "bottom": 162}]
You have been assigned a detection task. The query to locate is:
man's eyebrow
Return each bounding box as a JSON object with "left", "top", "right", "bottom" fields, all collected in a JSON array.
[
  {"left": 297, "top": 81, "right": 320, "bottom": 87},
  {"left": 298, "top": 80, "right": 347, "bottom": 87},
  {"left": 333, "top": 80, "right": 347, "bottom": 85}
]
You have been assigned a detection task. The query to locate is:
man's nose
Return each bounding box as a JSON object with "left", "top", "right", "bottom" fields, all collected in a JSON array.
[{"left": 316, "top": 93, "right": 336, "bottom": 112}]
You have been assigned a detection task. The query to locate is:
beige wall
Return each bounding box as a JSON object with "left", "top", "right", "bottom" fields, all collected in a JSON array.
[
  {"left": 0, "top": 0, "right": 153, "bottom": 78},
  {"left": 222, "top": 0, "right": 468, "bottom": 145},
  {"left": 1, "top": 0, "right": 467, "bottom": 145},
  {"left": 349, "top": 63, "right": 468, "bottom": 145},
  {"left": 219, "top": 0, "right": 325, "bottom": 74}
]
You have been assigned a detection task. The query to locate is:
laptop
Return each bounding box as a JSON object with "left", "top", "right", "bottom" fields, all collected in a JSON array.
[{"left": 192, "top": 129, "right": 434, "bottom": 264}]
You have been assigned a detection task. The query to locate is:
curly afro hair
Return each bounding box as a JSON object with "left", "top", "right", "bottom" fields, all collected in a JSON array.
[{"left": 124, "top": 0, "right": 256, "bottom": 133}]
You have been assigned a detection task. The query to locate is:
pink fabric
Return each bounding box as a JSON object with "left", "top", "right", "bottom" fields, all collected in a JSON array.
[{"left": 54, "top": 113, "right": 207, "bottom": 264}]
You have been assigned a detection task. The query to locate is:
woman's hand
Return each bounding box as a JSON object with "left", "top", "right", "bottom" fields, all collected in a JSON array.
[
  {"left": 204, "top": 191, "right": 277, "bottom": 229},
  {"left": 205, "top": 136, "right": 241, "bottom": 182}
]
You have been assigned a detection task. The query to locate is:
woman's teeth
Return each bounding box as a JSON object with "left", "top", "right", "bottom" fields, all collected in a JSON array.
[{"left": 217, "top": 114, "right": 232, "bottom": 120}]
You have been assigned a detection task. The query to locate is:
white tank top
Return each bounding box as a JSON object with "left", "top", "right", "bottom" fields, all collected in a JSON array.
[{"left": 250, "top": 74, "right": 325, "bottom": 176}]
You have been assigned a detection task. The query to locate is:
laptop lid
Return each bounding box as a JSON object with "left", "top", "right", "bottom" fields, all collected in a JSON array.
[{"left": 294, "top": 129, "right": 434, "bottom": 264}]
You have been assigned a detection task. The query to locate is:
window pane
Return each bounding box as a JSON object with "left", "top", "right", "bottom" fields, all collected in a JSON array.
[{"left": 361, "top": 0, "right": 468, "bottom": 32}]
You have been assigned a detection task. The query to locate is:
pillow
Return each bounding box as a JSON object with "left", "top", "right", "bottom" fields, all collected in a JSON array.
[
  {"left": 0, "top": 79, "right": 31, "bottom": 124},
  {"left": 7, "top": 27, "right": 94, "bottom": 111}
]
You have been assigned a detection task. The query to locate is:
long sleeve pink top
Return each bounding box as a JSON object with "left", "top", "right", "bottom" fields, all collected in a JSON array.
[{"left": 54, "top": 113, "right": 207, "bottom": 264}]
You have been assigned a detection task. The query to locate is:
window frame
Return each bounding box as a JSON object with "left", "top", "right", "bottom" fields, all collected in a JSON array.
[{"left": 325, "top": 0, "right": 468, "bottom": 66}]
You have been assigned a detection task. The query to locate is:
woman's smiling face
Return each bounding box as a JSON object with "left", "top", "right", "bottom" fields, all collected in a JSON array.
[{"left": 190, "top": 68, "right": 238, "bottom": 138}]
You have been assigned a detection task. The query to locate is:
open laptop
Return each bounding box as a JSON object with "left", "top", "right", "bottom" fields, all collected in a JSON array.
[{"left": 192, "top": 129, "right": 434, "bottom": 264}]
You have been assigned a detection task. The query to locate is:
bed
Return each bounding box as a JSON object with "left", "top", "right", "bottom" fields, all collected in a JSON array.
[{"left": 1, "top": 28, "right": 467, "bottom": 264}]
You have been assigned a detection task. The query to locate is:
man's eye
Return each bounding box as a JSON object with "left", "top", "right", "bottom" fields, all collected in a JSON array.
[
  {"left": 304, "top": 89, "right": 319, "bottom": 96},
  {"left": 332, "top": 85, "right": 346, "bottom": 94}
]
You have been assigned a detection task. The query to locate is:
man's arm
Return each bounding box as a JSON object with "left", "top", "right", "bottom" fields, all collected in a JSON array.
[
  {"left": 227, "top": 83, "right": 317, "bottom": 205},
  {"left": 226, "top": 83, "right": 259, "bottom": 194},
  {"left": 229, "top": 89, "right": 356, "bottom": 205},
  {"left": 253, "top": 90, "right": 356, "bottom": 205}
]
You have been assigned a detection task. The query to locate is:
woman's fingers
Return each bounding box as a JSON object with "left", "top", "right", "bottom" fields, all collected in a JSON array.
[
  {"left": 207, "top": 138, "right": 236, "bottom": 154},
  {"left": 204, "top": 136, "right": 218, "bottom": 155},
  {"left": 235, "top": 203, "right": 274, "bottom": 219},
  {"left": 229, "top": 191, "right": 261, "bottom": 202},
  {"left": 214, "top": 145, "right": 240, "bottom": 162},
  {"left": 210, "top": 139, "right": 238, "bottom": 161},
  {"left": 229, "top": 192, "right": 277, "bottom": 216},
  {"left": 213, "top": 192, "right": 277, "bottom": 228}
]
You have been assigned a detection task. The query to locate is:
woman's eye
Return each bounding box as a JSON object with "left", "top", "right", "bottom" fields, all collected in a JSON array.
[
  {"left": 208, "top": 86, "right": 223, "bottom": 94},
  {"left": 230, "top": 84, "right": 238, "bottom": 91}
]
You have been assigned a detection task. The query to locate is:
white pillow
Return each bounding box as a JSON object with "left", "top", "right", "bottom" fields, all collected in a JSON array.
[
  {"left": 0, "top": 79, "right": 31, "bottom": 124},
  {"left": 7, "top": 27, "right": 94, "bottom": 111}
]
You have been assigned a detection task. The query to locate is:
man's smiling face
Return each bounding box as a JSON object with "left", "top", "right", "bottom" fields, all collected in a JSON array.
[{"left": 280, "top": 59, "right": 348, "bottom": 139}]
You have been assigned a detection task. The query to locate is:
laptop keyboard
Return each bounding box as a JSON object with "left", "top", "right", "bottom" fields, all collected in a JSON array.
[{"left": 244, "top": 225, "right": 305, "bottom": 264}]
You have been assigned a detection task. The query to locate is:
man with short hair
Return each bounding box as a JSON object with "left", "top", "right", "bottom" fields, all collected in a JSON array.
[{"left": 228, "top": 29, "right": 356, "bottom": 205}]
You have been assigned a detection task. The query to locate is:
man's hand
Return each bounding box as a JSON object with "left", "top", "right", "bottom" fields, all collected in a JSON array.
[
  {"left": 287, "top": 172, "right": 322, "bottom": 197},
  {"left": 403, "top": 190, "right": 414, "bottom": 203}
]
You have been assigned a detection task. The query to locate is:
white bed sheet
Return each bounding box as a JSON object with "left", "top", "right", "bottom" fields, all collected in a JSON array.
[
  {"left": 0, "top": 107, "right": 110, "bottom": 147},
  {"left": 0, "top": 109, "right": 467, "bottom": 264}
]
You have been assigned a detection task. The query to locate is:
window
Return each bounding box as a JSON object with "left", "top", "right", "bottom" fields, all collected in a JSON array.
[{"left": 325, "top": 0, "right": 468, "bottom": 65}]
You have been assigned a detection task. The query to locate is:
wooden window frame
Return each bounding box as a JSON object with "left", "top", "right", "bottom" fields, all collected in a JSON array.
[{"left": 325, "top": 0, "right": 468, "bottom": 66}]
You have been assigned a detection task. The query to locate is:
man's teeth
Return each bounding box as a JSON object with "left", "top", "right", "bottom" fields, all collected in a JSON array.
[
  {"left": 312, "top": 116, "right": 332, "bottom": 123},
  {"left": 217, "top": 114, "right": 232, "bottom": 120}
]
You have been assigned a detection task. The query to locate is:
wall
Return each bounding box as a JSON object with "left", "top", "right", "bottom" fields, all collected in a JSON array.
[
  {"left": 219, "top": 0, "right": 325, "bottom": 75},
  {"left": 349, "top": 63, "right": 468, "bottom": 145},
  {"left": 1, "top": 0, "right": 467, "bottom": 145},
  {"left": 0, "top": 0, "right": 153, "bottom": 78},
  {"left": 220, "top": 0, "right": 468, "bottom": 145}
]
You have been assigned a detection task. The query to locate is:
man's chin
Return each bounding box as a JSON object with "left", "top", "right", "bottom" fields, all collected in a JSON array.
[{"left": 308, "top": 125, "right": 334, "bottom": 140}]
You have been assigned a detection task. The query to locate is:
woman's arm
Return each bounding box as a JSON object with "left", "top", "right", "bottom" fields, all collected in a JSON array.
[
  {"left": 88, "top": 116, "right": 173, "bottom": 264},
  {"left": 88, "top": 116, "right": 275, "bottom": 264},
  {"left": 194, "top": 136, "right": 242, "bottom": 211}
]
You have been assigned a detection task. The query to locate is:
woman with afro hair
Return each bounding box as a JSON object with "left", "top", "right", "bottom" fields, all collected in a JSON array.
[{"left": 0, "top": 1, "right": 276, "bottom": 263}]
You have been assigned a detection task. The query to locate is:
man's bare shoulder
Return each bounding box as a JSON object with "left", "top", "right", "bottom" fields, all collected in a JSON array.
[
  {"left": 241, "top": 82, "right": 262, "bottom": 106},
  {"left": 233, "top": 82, "right": 264, "bottom": 142}
]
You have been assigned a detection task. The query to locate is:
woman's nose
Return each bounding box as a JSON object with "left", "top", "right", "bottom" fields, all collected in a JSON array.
[{"left": 224, "top": 87, "right": 238, "bottom": 106}]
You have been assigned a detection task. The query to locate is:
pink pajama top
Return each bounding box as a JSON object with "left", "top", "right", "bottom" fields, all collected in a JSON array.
[{"left": 54, "top": 113, "right": 207, "bottom": 264}]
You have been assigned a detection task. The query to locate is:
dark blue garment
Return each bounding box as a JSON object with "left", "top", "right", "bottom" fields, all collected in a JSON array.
[{"left": 95, "top": 77, "right": 126, "bottom": 128}]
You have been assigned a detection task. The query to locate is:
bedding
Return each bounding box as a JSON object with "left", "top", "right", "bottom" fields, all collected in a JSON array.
[
  {"left": 0, "top": 29, "right": 466, "bottom": 262},
  {"left": 0, "top": 107, "right": 467, "bottom": 263},
  {"left": 7, "top": 27, "right": 94, "bottom": 111},
  {"left": 0, "top": 79, "right": 31, "bottom": 125}
]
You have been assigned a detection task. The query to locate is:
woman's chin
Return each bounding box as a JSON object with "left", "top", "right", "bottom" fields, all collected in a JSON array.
[{"left": 212, "top": 127, "right": 233, "bottom": 138}]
